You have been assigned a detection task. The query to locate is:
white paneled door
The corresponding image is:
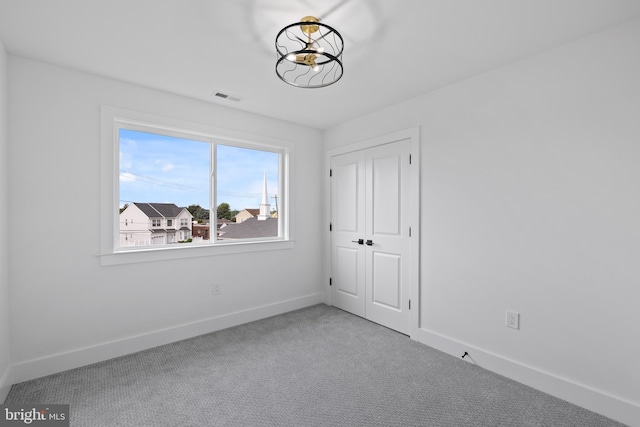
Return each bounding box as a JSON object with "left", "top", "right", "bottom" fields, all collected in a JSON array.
[{"left": 331, "top": 137, "right": 413, "bottom": 335}]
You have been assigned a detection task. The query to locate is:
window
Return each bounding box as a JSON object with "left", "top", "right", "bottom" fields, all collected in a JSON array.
[
  {"left": 216, "top": 144, "right": 280, "bottom": 242},
  {"left": 119, "top": 128, "right": 282, "bottom": 248},
  {"left": 101, "top": 105, "right": 292, "bottom": 264}
]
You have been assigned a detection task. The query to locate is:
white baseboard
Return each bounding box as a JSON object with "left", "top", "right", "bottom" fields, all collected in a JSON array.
[
  {"left": 0, "top": 364, "right": 11, "bottom": 403},
  {"left": 11, "top": 293, "right": 324, "bottom": 386},
  {"left": 414, "top": 327, "right": 640, "bottom": 427}
]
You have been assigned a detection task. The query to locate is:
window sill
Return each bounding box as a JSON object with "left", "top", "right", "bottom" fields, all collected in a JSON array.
[{"left": 99, "top": 240, "right": 294, "bottom": 266}]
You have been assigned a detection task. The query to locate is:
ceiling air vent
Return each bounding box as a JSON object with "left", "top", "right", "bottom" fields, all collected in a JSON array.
[{"left": 212, "top": 91, "right": 242, "bottom": 102}]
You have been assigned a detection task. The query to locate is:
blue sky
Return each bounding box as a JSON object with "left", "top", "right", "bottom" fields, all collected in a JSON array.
[{"left": 119, "top": 129, "right": 279, "bottom": 212}]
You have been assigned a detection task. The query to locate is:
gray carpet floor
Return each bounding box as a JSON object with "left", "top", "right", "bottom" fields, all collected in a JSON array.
[{"left": 5, "top": 304, "right": 625, "bottom": 426}]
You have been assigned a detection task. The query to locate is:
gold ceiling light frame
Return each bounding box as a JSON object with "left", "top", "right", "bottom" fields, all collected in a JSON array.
[{"left": 275, "top": 15, "right": 344, "bottom": 88}]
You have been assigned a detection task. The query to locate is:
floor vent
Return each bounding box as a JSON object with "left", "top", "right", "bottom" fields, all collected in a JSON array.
[{"left": 212, "top": 91, "right": 242, "bottom": 102}]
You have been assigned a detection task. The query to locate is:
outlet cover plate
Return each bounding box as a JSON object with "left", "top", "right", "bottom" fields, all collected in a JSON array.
[{"left": 506, "top": 311, "right": 520, "bottom": 329}]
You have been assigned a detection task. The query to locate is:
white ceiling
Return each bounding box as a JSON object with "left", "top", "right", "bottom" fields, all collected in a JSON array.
[{"left": 1, "top": 0, "right": 640, "bottom": 129}]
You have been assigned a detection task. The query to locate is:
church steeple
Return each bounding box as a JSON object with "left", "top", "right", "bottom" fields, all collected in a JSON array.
[{"left": 258, "top": 171, "right": 271, "bottom": 221}]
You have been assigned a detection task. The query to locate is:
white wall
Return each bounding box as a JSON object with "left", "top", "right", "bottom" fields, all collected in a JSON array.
[
  {"left": 8, "top": 56, "right": 324, "bottom": 382},
  {"left": 324, "top": 19, "right": 640, "bottom": 426},
  {"left": 0, "top": 39, "right": 12, "bottom": 402}
]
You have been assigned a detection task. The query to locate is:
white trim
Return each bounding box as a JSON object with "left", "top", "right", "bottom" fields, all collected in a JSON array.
[
  {"left": 99, "top": 240, "right": 295, "bottom": 266},
  {"left": 414, "top": 327, "right": 640, "bottom": 427},
  {"left": 0, "top": 364, "right": 11, "bottom": 403},
  {"left": 324, "top": 127, "right": 420, "bottom": 338},
  {"left": 11, "top": 293, "right": 324, "bottom": 384},
  {"left": 326, "top": 127, "right": 419, "bottom": 157},
  {"left": 100, "top": 105, "right": 294, "bottom": 266}
]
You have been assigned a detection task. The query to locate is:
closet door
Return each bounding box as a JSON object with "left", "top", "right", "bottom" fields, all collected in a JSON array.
[
  {"left": 364, "top": 140, "right": 412, "bottom": 334},
  {"left": 330, "top": 138, "right": 412, "bottom": 335},
  {"left": 330, "top": 150, "right": 366, "bottom": 317}
]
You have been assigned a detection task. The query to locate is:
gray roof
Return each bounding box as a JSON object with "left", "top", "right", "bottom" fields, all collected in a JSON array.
[
  {"left": 218, "top": 217, "right": 278, "bottom": 240},
  {"left": 133, "top": 203, "right": 191, "bottom": 219}
]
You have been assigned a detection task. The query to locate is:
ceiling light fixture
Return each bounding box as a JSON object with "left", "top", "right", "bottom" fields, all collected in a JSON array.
[{"left": 275, "top": 16, "right": 344, "bottom": 88}]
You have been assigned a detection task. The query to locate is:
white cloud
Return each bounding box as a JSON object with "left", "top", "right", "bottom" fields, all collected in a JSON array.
[
  {"left": 162, "top": 162, "right": 175, "bottom": 172},
  {"left": 119, "top": 152, "right": 133, "bottom": 169},
  {"left": 120, "top": 172, "right": 136, "bottom": 182}
]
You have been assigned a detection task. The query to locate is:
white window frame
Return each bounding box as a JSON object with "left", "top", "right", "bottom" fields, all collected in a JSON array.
[{"left": 100, "top": 106, "right": 294, "bottom": 266}]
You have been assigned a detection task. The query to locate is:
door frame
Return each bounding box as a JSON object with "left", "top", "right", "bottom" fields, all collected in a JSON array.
[{"left": 324, "top": 127, "right": 420, "bottom": 339}]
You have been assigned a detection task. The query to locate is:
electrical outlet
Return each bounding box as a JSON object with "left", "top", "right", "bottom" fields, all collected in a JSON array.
[
  {"left": 506, "top": 311, "right": 520, "bottom": 329},
  {"left": 212, "top": 283, "right": 221, "bottom": 295}
]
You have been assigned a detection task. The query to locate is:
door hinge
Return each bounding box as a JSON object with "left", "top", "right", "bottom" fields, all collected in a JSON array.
[
  {"left": 330, "top": 169, "right": 333, "bottom": 177},
  {"left": 329, "top": 223, "right": 332, "bottom": 231},
  {"left": 409, "top": 226, "right": 412, "bottom": 237},
  {"left": 330, "top": 278, "right": 333, "bottom": 286},
  {"left": 409, "top": 299, "right": 411, "bottom": 310},
  {"left": 409, "top": 154, "right": 412, "bottom": 164}
]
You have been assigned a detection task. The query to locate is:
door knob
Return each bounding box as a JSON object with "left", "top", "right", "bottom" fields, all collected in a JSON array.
[
  {"left": 351, "top": 239, "right": 364, "bottom": 245},
  {"left": 366, "top": 240, "right": 374, "bottom": 246}
]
